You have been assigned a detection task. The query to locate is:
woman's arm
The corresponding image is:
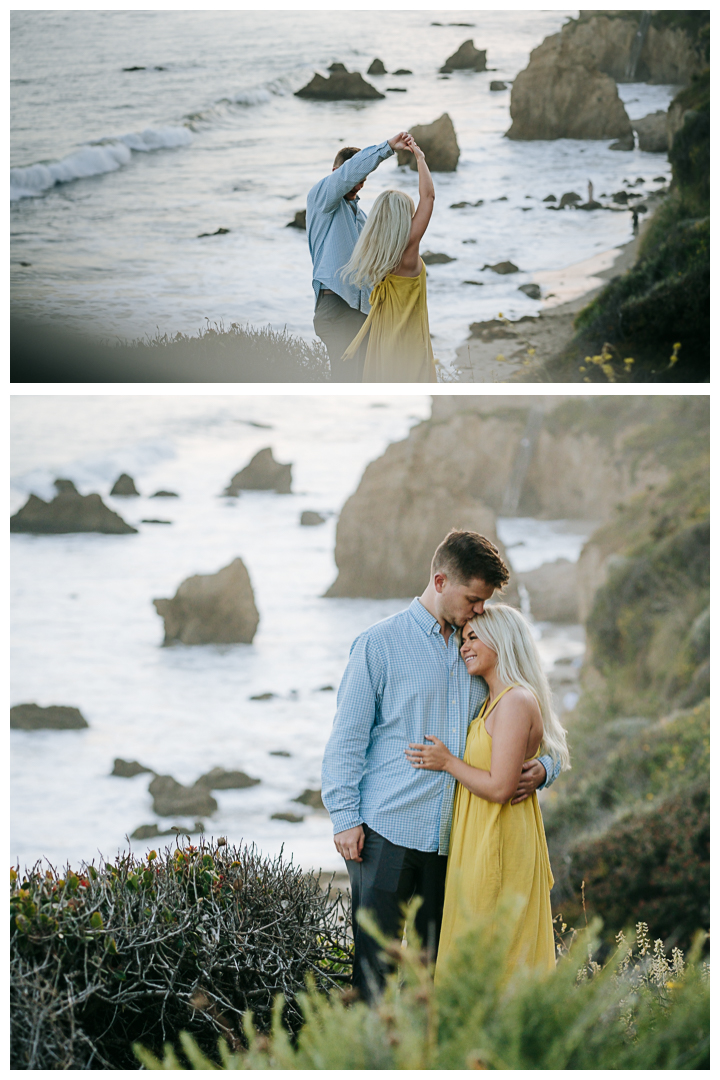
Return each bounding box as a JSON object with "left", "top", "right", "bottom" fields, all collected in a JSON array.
[
  {"left": 397, "top": 136, "right": 435, "bottom": 275},
  {"left": 405, "top": 695, "right": 535, "bottom": 804}
]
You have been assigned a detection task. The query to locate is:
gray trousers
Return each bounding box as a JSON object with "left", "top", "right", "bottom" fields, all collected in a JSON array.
[{"left": 313, "top": 292, "right": 368, "bottom": 382}]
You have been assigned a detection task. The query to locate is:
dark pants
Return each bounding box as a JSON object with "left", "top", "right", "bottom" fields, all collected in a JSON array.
[
  {"left": 313, "top": 292, "right": 367, "bottom": 382},
  {"left": 345, "top": 825, "right": 447, "bottom": 1001}
]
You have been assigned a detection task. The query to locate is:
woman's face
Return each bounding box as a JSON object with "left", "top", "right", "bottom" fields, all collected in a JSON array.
[{"left": 460, "top": 623, "right": 497, "bottom": 678}]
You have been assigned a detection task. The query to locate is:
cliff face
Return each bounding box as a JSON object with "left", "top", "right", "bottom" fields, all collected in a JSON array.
[
  {"left": 326, "top": 398, "right": 672, "bottom": 599},
  {"left": 563, "top": 13, "right": 706, "bottom": 84}
]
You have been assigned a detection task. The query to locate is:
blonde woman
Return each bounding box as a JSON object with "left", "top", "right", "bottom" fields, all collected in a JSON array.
[
  {"left": 342, "top": 134, "right": 437, "bottom": 382},
  {"left": 405, "top": 604, "right": 570, "bottom": 978}
]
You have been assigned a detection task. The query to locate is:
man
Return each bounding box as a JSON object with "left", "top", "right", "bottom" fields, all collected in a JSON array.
[
  {"left": 307, "top": 132, "right": 409, "bottom": 382},
  {"left": 321, "top": 529, "right": 561, "bottom": 1000}
]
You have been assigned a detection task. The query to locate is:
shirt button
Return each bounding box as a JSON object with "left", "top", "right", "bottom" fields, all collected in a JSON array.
[{"left": 452, "top": 700, "right": 456, "bottom": 705}]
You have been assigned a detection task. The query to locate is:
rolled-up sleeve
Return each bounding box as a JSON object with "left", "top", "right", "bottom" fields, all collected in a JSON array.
[
  {"left": 321, "top": 633, "right": 386, "bottom": 834},
  {"left": 311, "top": 141, "right": 393, "bottom": 215},
  {"left": 537, "top": 752, "right": 562, "bottom": 790}
]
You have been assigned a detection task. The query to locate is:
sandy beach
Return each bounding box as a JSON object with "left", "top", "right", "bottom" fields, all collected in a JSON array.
[{"left": 454, "top": 204, "right": 658, "bottom": 382}]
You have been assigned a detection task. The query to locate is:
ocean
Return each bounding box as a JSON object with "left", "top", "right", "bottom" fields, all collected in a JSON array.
[
  {"left": 10, "top": 9, "right": 677, "bottom": 369},
  {"left": 11, "top": 395, "right": 589, "bottom": 876}
]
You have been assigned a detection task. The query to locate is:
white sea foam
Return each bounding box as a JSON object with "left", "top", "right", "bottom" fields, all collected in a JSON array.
[{"left": 10, "top": 125, "right": 192, "bottom": 201}]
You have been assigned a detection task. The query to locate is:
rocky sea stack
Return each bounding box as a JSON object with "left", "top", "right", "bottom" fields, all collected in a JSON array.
[
  {"left": 295, "top": 68, "right": 384, "bottom": 100},
  {"left": 110, "top": 473, "right": 139, "bottom": 496},
  {"left": 10, "top": 480, "right": 137, "bottom": 535},
  {"left": 153, "top": 557, "right": 260, "bottom": 645},
  {"left": 11, "top": 704, "right": 89, "bottom": 730},
  {"left": 224, "top": 448, "right": 292, "bottom": 495},
  {"left": 396, "top": 113, "right": 460, "bottom": 172},
  {"left": 440, "top": 39, "right": 487, "bottom": 73}
]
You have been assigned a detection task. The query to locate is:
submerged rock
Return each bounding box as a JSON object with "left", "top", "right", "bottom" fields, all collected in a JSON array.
[
  {"left": 110, "top": 473, "right": 139, "bottom": 496},
  {"left": 300, "top": 510, "right": 326, "bottom": 526},
  {"left": 271, "top": 812, "right": 304, "bottom": 823},
  {"left": 393, "top": 68, "right": 413, "bottom": 75},
  {"left": 11, "top": 484, "right": 138, "bottom": 535},
  {"left": 518, "top": 283, "right": 541, "bottom": 299},
  {"left": 11, "top": 704, "right": 89, "bottom": 730},
  {"left": 286, "top": 210, "right": 306, "bottom": 230},
  {"left": 422, "top": 251, "right": 456, "bottom": 265},
  {"left": 150, "top": 490, "right": 179, "bottom": 498},
  {"left": 195, "top": 766, "right": 261, "bottom": 790},
  {"left": 197, "top": 227, "right": 231, "bottom": 237},
  {"left": 112, "top": 758, "right": 154, "bottom": 777},
  {"left": 559, "top": 192, "right": 582, "bottom": 208},
  {"left": 440, "top": 40, "right": 487, "bottom": 73},
  {"left": 396, "top": 113, "right": 460, "bottom": 172},
  {"left": 367, "top": 58, "right": 386, "bottom": 75},
  {"left": 295, "top": 69, "right": 384, "bottom": 100},
  {"left": 490, "top": 80, "right": 507, "bottom": 91},
  {"left": 148, "top": 775, "right": 218, "bottom": 817},
  {"left": 293, "top": 789, "right": 326, "bottom": 810},
  {"left": 507, "top": 32, "right": 632, "bottom": 141},
  {"left": 483, "top": 260, "right": 519, "bottom": 274},
  {"left": 153, "top": 557, "right": 260, "bottom": 645},
  {"left": 224, "top": 448, "right": 292, "bottom": 495}
]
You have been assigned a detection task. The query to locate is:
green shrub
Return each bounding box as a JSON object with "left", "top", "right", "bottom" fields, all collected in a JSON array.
[
  {"left": 134, "top": 904, "right": 710, "bottom": 1070},
  {"left": 10, "top": 838, "right": 351, "bottom": 1070}
]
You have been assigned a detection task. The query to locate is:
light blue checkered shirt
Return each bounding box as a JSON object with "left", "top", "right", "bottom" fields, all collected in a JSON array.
[
  {"left": 306, "top": 140, "right": 395, "bottom": 315},
  {"left": 321, "top": 598, "right": 560, "bottom": 855}
]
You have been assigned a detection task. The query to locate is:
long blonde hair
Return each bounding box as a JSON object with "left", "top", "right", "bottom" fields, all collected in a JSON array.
[
  {"left": 343, "top": 189, "right": 415, "bottom": 287},
  {"left": 462, "top": 604, "right": 571, "bottom": 771}
]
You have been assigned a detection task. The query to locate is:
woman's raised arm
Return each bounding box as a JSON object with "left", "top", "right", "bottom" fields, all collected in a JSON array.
[{"left": 397, "top": 136, "right": 435, "bottom": 275}]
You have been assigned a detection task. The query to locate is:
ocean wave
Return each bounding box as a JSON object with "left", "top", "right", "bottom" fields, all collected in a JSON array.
[
  {"left": 12, "top": 438, "right": 177, "bottom": 503},
  {"left": 10, "top": 125, "right": 192, "bottom": 202}
]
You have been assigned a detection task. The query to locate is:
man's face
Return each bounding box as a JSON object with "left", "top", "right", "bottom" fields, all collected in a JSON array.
[
  {"left": 332, "top": 165, "right": 364, "bottom": 201},
  {"left": 435, "top": 574, "right": 495, "bottom": 628}
]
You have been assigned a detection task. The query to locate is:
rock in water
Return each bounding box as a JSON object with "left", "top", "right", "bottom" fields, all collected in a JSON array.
[
  {"left": 440, "top": 39, "right": 487, "bottom": 73},
  {"left": 396, "top": 113, "right": 460, "bottom": 172},
  {"left": 518, "top": 283, "right": 541, "bottom": 299},
  {"left": 300, "top": 510, "right": 326, "bottom": 526},
  {"left": 195, "top": 767, "right": 260, "bottom": 790},
  {"left": 112, "top": 758, "right": 154, "bottom": 777},
  {"left": 632, "top": 110, "right": 668, "bottom": 153},
  {"left": 327, "top": 62, "right": 347, "bottom": 73},
  {"left": 490, "top": 80, "right": 507, "bottom": 91},
  {"left": 367, "top": 58, "right": 386, "bottom": 75},
  {"left": 559, "top": 192, "right": 582, "bottom": 208},
  {"left": 295, "top": 69, "right": 384, "bottom": 100},
  {"left": 286, "top": 210, "right": 306, "bottom": 230},
  {"left": 293, "top": 789, "right": 326, "bottom": 810},
  {"left": 506, "top": 32, "right": 632, "bottom": 140},
  {"left": 224, "top": 448, "right": 292, "bottom": 495},
  {"left": 483, "top": 261, "right": 519, "bottom": 274},
  {"left": 110, "top": 473, "right": 139, "bottom": 496},
  {"left": 519, "top": 559, "right": 579, "bottom": 622},
  {"left": 10, "top": 485, "right": 137, "bottom": 534},
  {"left": 148, "top": 775, "right": 218, "bottom": 817},
  {"left": 609, "top": 135, "right": 635, "bottom": 151},
  {"left": 53, "top": 478, "right": 77, "bottom": 493},
  {"left": 150, "top": 490, "right": 179, "bottom": 498},
  {"left": 272, "top": 812, "right": 304, "bottom": 823},
  {"left": 153, "top": 558, "right": 260, "bottom": 645},
  {"left": 422, "top": 251, "right": 456, "bottom": 265},
  {"left": 11, "top": 704, "right": 88, "bottom": 730}
]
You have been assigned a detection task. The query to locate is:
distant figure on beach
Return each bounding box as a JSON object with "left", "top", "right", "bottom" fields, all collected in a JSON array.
[
  {"left": 342, "top": 133, "right": 437, "bottom": 383},
  {"left": 632, "top": 207, "right": 639, "bottom": 233},
  {"left": 306, "top": 132, "right": 411, "bottom": 382}
]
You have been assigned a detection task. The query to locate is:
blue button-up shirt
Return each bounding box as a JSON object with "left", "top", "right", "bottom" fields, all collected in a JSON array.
[
  {"left": 306, "top": 140, "right": 395, "bottom": 315},
  {"left": 321, "top": 598, "right": 560, "bottom": 855}
]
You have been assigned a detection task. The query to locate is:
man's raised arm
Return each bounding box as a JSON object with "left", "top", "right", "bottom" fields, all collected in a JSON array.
[
  {"left": 321, "top": 633, "right": 385, "bottom": 859},
  {"left": 311, "top": 134, "right": 406, "bottom": 214}
]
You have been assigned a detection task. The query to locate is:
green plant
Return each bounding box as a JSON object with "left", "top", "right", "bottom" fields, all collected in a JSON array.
[
  {"left": 10, "top": 838, "right": 351, "bottom": 1069},
  {"left": 134, "top": 903, "right": 710, "bottom": 1070}
]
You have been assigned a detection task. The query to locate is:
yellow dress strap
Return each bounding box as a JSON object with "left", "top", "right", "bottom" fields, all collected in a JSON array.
[{"left": 477, "top": 684, "right": 519, "bottom": 722}]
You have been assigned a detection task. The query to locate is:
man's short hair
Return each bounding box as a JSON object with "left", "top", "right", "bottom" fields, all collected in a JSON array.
[
  {"left": 333, "top": 146, "right": 361, "bottom": 169},
  {"left": 431, "top": 529, "right": 510, "bottom": 589}
]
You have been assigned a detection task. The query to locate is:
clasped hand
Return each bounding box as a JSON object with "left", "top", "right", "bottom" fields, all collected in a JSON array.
[{"left": 405, "top": 734, "right": 452, "bottom": 771}]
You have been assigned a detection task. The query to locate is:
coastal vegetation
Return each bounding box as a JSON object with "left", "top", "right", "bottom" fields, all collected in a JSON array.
[
  {"left": 542, "top": 64, "right": 710, "bottom": 382},
  {"left": 134, "top": 904, "right": 709, "bottom": 1069},
  {"left": 10, "top": 840, "right": 351, "bottom": 1069},
  {"left": 542, "top": 397, "right": 709, "bottom": 945}
]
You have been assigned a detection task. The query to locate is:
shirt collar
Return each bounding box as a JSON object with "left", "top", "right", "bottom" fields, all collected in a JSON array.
[{"left": 409, "top": 597, "right": 442, "bottom": 636}]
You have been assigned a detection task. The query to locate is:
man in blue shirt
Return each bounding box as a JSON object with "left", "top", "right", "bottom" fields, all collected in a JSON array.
[
  {"left": 307, "top": 132, "right": 409, "bottom": 382},
  {"left": 321, "top": 530, "right": 562, "bottom": 999}
]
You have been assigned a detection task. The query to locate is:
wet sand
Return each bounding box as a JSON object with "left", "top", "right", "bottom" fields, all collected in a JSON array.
[{"left": 454, "top": 208, "right": 656, "bottom": 383}]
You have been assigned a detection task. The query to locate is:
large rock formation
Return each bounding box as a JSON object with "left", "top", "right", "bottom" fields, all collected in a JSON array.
[
  {"left": 224, "top": 448, "right": 292, "bottom": 495},
  {"left": 632, "top": 110, "right": 668, "bottom": 152},
  {"left": 519, "top": 559, "right": 579, "bottom": 623},
  {"left": 148, "top": 775, "right": 218, "bottom": 817},
  {"left": 396, "top": 113, "right": 460, "bottom": 172},
  {"left": 325, "top": 398, "right": 671, "bottom": 599},
  {"left": 367, "top": 58, "right": 386, "bottom": 75},
  {"left": 440, "top": 40, "right": 487, "bottom": 73},
  {"left": 110, "top": 473, "right": 139, "bottom": 496},
  {"left": 153, "top": 558, "right": 260, "bottom": 645},
  {"left": 11, "top": 704, "right": 89, "bottom": 730},
  {"left": 10, "top": 480, "right": 138, "bottom": 535},
  {"left": 295, "top": 69, "right": 384, "bottom": 100},
  {"left": 506, "top": 33, "right": 632, "bottom": 140}
]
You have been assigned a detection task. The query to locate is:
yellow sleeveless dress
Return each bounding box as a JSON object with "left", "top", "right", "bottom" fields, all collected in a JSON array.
[
  {"left": 342, "top": 262, "right": 437, "bottom": 383},
  {"left": 435, "top": 685, "right": 556, "bottom": 981}
]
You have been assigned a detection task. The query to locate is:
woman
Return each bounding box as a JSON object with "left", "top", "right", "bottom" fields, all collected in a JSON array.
[
  {"left": 405, "top": 604, "right": 570, "bottom": 979},
  {"left": 341, "top": 134, "right": 437, "bottom": 382}
]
